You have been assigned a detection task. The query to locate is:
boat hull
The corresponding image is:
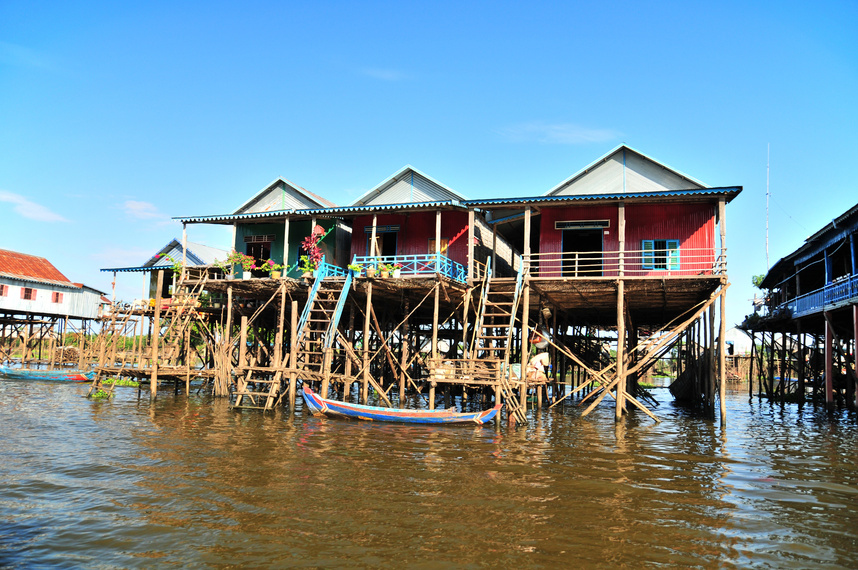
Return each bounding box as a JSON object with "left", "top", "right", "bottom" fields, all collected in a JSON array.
[
  {"left": 302, "top": 386, "right": 500, "bottom": 425},
  {"left": 0, "top": 366, "right": 94, "bottom": 383}
]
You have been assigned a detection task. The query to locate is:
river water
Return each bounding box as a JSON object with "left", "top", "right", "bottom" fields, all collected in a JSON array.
[{"left": 0, "top": 381, "right": 856, "bottom": 569}]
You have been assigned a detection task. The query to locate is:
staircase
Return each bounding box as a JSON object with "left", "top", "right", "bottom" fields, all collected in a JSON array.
[
  {"left": 158, "top": 276, "right": 209, "bottom": 366},
  {"left": 231, "top": 267, "right": 353, "bottom": 410}
]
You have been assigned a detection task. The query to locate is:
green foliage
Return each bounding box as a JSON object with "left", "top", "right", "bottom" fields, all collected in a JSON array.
[
  {"left": 90, "top": 389, "right": 113, "bottom": 399},
  {"left": 751, "top": 274, "right": 766, "bottom": 289}
]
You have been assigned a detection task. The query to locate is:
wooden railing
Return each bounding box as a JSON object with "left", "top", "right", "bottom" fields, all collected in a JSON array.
[
  {"left": 779, "top": 273, "right": 858, "bottom": 317},
  {"left": 352, "top": 253, "right": 467, "bottom": 283},
  {"left": 522, "top": 247, "right": 726, "bottom": 277}
]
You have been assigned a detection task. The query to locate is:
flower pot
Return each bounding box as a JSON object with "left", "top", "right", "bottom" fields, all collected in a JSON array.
[
  {"left": 380, "top": 271, "right": 390, "bottom": 279},
  {"left": 271, "top": 270, "right": 281, "bottom": 279},
  {"left": 225, "top": 274, "right": 234, "bottom": 281},
  {"left": 393, "top": 269, "right": 401, "bottom": 278},
  {"left": 242, "top": 272, "right": 252, "bottom": 280},
  {"left": 366, "top": 267, "right": 376, "bottom": 278},
  {"left": 302, "top": 271, "right": 313, "bottom": 279},
  {"left": 213, "top": 302, "right": 222, "bottom": 309}
]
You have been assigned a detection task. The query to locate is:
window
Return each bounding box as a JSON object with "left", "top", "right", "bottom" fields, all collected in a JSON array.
[
  {"left": 642, "top": 239, "right": 680, "bottom": 270},
  {"left": 21, "top": 287, "right": 36, "bottom": 301},
  {"left": 52, "top": 291, "right": 64, "bottom": 303},
  {"left": 0, "top": 284, "right": 8, "bottom": 297}
]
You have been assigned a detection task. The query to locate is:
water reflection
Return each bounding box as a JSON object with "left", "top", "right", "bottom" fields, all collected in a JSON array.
[{"left": 0, "top": 382, "right": 856, "bottom": 568}]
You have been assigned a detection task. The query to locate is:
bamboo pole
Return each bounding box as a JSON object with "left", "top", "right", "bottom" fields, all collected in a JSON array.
[
  {"left": 616, "top": 279, "right": 625, "bottom": 421},
  {"left": 289, "top": 300, "right": 298, "bottom": 409},
  {"left": 150, "top": 270, "right": 164, "bottom": 398},
  {"left": 430, "top": 282, "right": 439, "bottom": 410},
  {"left": 362, "top": 282, "right": 373, "bottom": 404}
]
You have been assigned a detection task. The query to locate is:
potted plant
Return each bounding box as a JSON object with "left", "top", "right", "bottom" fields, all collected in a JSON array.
[
  {"left": 299, "top": 255, "right": 317, "bottom": 278},
  {"left": 392, "top": 263, "right": 403, "bottom": 278},
  {"left": 219, "top": 250, "right": 255, "bottom": 279},
  {"left": 255, "top": 259, "right": 284, "bottom": 279},
  {"left": 380, "top": 263, "right": 391, "bottom": 278},
  {"left": 365, "top": 264, "right": 376, "bottom": 278},
  {"left": 347, "top": 263, "right": 363, "bottom": 276}
]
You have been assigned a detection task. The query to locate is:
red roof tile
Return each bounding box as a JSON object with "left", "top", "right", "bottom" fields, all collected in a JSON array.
[{"left": 0, "top": 249, "right": 73, "bottom": 285}]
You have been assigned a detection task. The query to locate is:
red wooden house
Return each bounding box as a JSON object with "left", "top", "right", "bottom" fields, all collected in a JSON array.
[{"left": 464, "top": 145, "right": 741, "bottom": 325}]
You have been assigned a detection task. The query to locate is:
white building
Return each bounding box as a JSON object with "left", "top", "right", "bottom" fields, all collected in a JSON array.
[{"left": 0, "top": 249, "right": 108, "bottom": 320}]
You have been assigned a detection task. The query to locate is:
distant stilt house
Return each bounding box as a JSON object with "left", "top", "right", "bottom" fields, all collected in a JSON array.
[
  {"left": 747, "top": 202, "right": 858, "bottom": 408},
  {"left": 0, "top": 249, "right": 108, "bottom": 367},
  {"left": 101, "top": 238, "right": 230, "bottom": 302}
]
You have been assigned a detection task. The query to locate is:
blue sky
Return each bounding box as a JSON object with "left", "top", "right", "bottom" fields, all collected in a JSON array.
[{"left": 1, "top": 1, "right": 856, "bottom": 327}]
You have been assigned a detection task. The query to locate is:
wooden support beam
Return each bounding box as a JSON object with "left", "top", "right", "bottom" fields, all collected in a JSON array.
[
  {"left": 616, "top": 279, "right": 625, "bottom": 421},
  {"left": 467, "top": 208, "right": 475, "bottom": 284},
  {"left": 825, "top": 314, "right": 834, "bottom": 407},
  {"left": 150, "top": 270, "right": 164, "bottom": 398},
  {"left": 362, "top": 282, "right": 373, "bottom": 404},
  {"left": 289, "top": 300, "right": 298, "bottom": 409}
]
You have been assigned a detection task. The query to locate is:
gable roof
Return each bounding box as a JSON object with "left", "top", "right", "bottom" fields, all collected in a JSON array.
[
  {"left": 0, "top": 249, "right": 75, "bottom": 287},
  {"left": 349, "top": 165, "right": 467, "bottom": 207},
  {"left": 545, "top": 145, "right": 708, "bottom": 197},
  {"left": 233, "top": 177, "right": 336, "bottom": 215},
  {"left": 101, "top": 239, "right": 231, "bottom": 273}
]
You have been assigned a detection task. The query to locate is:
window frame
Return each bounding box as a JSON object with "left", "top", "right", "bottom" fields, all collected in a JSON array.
[{"left": 642, "top": 239, "right": 680, "bottom": 270}]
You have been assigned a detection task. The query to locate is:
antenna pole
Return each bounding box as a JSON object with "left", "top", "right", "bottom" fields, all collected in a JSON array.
[{"left": 766, "top": 143, "right": 770, "bottom": 269}]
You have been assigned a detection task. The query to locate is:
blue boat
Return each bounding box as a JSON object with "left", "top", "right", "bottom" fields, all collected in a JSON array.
[
  {"left": 302, "top": 386, "right": 501, "bottom": 424},
  {"left": 0, "top": 366, "right": 95, "bottom": 383}
]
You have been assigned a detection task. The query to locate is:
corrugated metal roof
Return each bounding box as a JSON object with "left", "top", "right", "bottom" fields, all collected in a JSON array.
[
  {"left": 0, "top": 249, "right": 74, "bottom": 285},
  {"left": 464, "top": 187, "right": 742, "bottom": 207},
  {"left": 544, "top": 144, "right": 708, "bottom": 196},
  {"left": 175, "top": 209, "right": 295, "bottom": 224},
  {"left": 175, "top": 201, "right": 469, "bottom": 224},
  {"left": 233, "top": 177, "right": 336, "bottom": 214},
  {"left": 100, "top": 239, "right": 230, "bottom": 273},
  {"left": 348, "top": 165, "right": 468, "bottom": 207},
  {"left": 298, "top": 200, "right": 467, "bottom": 216}
]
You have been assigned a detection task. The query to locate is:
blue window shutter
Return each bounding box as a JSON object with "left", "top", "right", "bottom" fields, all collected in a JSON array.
[
  {"left": 642, "top": 240, "right": 654, "bottom": 269},
  {"left": 668, "top": 240, "right": 680, "bottom": 270}
]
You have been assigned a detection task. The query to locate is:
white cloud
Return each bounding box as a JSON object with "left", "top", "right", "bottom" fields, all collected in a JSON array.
[
  {"left": 359, "top": 67, "right": 409, "bottom": 81},
  {"left": 498, "top": 122, "right": 620, "bottom": 145},
  {"left": 0, "top": 191, "right": 68, "bottom": 222},
  {"left": 123, "top": 200, "right": 164, "bottom": 220}
]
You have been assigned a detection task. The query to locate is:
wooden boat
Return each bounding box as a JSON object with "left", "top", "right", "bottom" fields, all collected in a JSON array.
[
  {"left": 302, "top": 386, "right": 501, "bottom": 425},
  {"left": 0, "top": 366, "right": 95, "bottom": 383}
]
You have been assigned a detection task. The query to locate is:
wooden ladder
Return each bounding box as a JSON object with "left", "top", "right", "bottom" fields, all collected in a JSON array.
[{"left": 472, "top": 259, "right": 528, "bottom": 425}]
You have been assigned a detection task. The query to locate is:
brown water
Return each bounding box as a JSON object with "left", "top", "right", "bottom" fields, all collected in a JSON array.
[{"left": 0, "top": 382, "right": 856, "bottom": 569}]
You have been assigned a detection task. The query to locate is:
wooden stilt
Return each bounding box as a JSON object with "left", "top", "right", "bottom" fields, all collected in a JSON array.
[
  {"left": 825, "top": 316, "right": 833, "bottom": 407},
  {"left": 362, "top": 283, "right": 373, "bottom": 404},
  {"left": 615, "top": 279, "right": 625, "bottom": 421},
  {"left": 289, "top": 300, "right": 298, "bottom": 409},
  {"left": 150, "top": 270, "right": 164, "bottom": 399}
]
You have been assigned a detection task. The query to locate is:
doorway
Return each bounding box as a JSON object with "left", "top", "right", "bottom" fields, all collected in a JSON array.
[{"left": 561, "top": 229, "right": 603, "bottom": 276}]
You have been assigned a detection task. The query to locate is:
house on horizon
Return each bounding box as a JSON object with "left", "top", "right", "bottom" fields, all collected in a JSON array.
[
  {"left": 0, "top": 248, "right": 109, "bottom": 320},
  {"left": 101, "top": 239, "right": 230, "bottom": 299}
]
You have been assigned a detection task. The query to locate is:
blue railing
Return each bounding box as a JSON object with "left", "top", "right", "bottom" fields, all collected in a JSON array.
[
  {"left": 318, "top": 257, "right": 346, "bottom": 277},
  {"left": 352, "top": 253, "right": 467, "bottom": 284},
  {"left": 782, "top": 273, "right": 858, "bottom": 317}
]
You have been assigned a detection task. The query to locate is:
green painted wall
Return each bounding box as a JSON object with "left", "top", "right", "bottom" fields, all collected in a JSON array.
[{"left": 233, "top": 219, "right": 337, "bottom": 277}]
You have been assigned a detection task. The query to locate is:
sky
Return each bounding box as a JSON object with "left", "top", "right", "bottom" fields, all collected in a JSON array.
[{"left": 1, "top": 0, "right": 856, "bottom": 328}]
